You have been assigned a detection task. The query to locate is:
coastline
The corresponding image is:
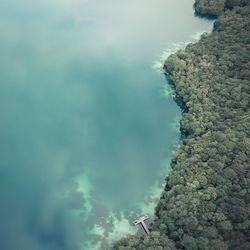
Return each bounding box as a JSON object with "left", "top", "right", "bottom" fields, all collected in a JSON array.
[{"left": 112, "top": 0, "right": 250, "bottom": 249}]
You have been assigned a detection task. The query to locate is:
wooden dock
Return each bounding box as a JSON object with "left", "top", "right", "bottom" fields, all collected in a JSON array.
[{"left": 133, "top": 215, "right": 150, "bottom": 234}]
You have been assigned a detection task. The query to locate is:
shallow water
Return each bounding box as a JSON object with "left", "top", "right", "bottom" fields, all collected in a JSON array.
[{"left": 0, "top": 0, "right": 213, "bottom": 249}]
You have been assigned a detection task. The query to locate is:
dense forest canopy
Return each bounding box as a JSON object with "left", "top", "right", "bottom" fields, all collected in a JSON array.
[{"left": 112, "top": 0, "right": 250, "bottom": 249}]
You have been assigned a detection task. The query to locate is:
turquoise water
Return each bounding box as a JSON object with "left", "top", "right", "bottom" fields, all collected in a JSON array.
[{"left": 0, "top": 0, "right": 213, "bottom": 249}]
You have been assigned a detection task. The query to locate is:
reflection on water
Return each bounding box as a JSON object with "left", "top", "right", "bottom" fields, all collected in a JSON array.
[{"left": 0, "top": 0, "right": 213, "bottom": 249}]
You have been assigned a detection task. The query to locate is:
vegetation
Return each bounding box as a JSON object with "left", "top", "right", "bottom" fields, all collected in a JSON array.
[
  {"left": 195, "top": 0, "right": 226, "bottom": 16},
  {"left": 112, "top": 0, "right": 250, "bottom": 249}
]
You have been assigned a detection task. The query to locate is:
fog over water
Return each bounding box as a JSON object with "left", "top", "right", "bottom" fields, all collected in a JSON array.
[{"left": 0, "top": 0, "right": 213, "bottom": 249}]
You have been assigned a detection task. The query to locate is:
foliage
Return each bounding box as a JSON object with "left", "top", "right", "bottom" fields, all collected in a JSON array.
[
  {"left": 112, "top": 1, "right": 250, "bottom": 249},
  {"left": 195, "top": 0, "right": 226, "bottom": 16}
]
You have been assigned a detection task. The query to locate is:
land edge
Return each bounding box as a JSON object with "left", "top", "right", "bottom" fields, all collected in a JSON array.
[{"left": 111, "top": 0, "right": 249, "bottom": 249}]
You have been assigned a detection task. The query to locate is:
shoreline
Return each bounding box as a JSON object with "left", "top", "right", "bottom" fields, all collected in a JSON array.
[{"left": 112, "top": 0, "right": 250, "bottom": 249}]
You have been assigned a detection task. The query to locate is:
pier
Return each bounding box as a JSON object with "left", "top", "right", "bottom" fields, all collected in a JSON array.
[{"left": 133, "top": 215, "right": 150, "bottom": 234}]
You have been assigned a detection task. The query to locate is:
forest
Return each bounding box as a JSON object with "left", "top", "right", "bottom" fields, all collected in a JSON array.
[{"left": 112, "top": 0, "right": 250, "bottom": 249}]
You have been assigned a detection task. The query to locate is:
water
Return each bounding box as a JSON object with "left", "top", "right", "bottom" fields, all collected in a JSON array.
[{"left": 0, "top": 0, "right": 213, "bottom": 249}]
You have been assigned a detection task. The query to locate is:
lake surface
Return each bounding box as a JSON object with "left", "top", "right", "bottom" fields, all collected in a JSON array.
[{"left": 0, "top": 0, "right": 213, "bottom": 249}]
